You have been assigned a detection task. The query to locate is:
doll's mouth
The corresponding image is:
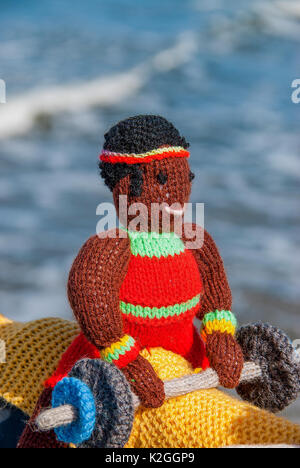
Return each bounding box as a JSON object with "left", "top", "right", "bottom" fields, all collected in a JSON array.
[{"left": 163, "top": 205, "right": 186, "bottom": 216}]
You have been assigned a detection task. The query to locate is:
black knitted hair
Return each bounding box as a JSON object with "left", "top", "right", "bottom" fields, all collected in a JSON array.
[
  {"left": 103, "top": 115, "right": 189, "bottom": 153},
  {"left": 99, "top": 162, "right": 143, "bottom": 197},
  {"left": 99, "top": 115, "right": 189, "bottom": 196}
]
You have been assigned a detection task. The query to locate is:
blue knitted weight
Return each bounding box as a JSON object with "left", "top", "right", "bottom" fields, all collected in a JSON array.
[
  {"left": 69, "top": 359, "right": 134, "bottom": 448},
  {"left": 52, "top": 377, "right": 96, "bottom": 445}
]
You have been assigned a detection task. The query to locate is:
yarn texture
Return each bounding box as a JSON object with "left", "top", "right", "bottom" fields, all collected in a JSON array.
[
  {"left": 236, "top": 322, "right": 300, "bottom": 412},
  {"left": 17, "top": 386, "right": 68, "bottom": 449},
  {"left": 125, "top": 348, "right": 300, "bottom": 448},
  {"left": 68, "top": 359, "right": 134, "bottom": 448},
  {"left": 15, "top": 115, "right": 259, "bottom": 446},
  {"left": 52, "top": 377, "right": 96, "bottom": 445},
  {"left": 100, "top": 334, "right": 141, "bottom": 368},
  {"left": 100, "top": 146, "right": 189, "bottom": 164},
  {"left": 53, "top": 116, "right": 244, "bottom": 407},
  {"left": 102, "top": 115, "right": 189, "bottom": 153},
  {"left": 0, "top": 314, "right": 79, "bottom": 415},
  {"left": 0, "top": 316, "right": 299, "bottom": 448},
  {"left": 201, "top": 310, "right": 237, "bottom": 341}
]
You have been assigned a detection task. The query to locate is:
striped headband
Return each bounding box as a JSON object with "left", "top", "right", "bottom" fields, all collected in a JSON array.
[{"left": 99, "top": 146, "right": 190, "bottom": 164}]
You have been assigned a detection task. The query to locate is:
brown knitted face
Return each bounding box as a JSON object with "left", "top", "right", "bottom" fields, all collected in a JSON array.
[{"left": 113, "top": 158, "right": 192, "bottom": 232}]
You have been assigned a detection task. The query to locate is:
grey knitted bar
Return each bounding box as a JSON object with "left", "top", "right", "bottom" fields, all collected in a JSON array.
[
  {"left": 36, "top": 404, "right": 78, "bottom": 432},
  {"left": 36, "top": 361, "right": 261, "bottom": 430}
]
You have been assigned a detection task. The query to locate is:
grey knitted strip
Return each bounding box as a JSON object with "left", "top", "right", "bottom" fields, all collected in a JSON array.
[
  {"left": 36, "top": 405, "right": 78, "bottom": 432},
  {"left": 160, "top": 362, "right": 261, "bottom": 408}
]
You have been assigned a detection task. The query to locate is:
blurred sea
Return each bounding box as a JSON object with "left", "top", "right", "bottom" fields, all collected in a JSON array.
[{"left": 0, "top": 0, "right": 299, "bottom": 422}]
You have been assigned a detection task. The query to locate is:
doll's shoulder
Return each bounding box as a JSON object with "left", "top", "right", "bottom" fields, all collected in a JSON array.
[
  {"left": 73, "top": 229, "right": 131, "bottom": 262},
  {"left": 182, "top": 223, "right": 216, "bottom": 251},
  {"left": 182, "top": 223, "right": 225, "bottom": 267}
]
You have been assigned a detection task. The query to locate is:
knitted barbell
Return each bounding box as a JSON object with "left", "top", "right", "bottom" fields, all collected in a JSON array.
[{"left": 36, "top": 361, "right": 261, "bottom": 432}]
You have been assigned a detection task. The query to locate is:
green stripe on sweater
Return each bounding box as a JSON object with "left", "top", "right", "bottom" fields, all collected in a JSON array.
[
  {"left": 202, "top": 310, "right": 237, "bottom": 328},
  {"left": 120, "top": 294, "right": 201, "bottom": 319},
  {"left": 125, "top": 229, "right": 185, "bottom": 258}
]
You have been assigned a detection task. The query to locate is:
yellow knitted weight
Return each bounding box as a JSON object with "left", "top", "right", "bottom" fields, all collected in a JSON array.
[
  {"left": 125, "top": 348, "right": 300, "bottom": 448},
  {"left": 0, "top": 316, "right": 79, "bottom": 415}
]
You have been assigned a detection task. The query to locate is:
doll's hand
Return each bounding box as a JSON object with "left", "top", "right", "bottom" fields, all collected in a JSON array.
[
  {"left": 122, "top": 354, "right": 165, "bottom": 408},
  {"left": 206, "top": 332, "right": 244, "bottom": 388}
]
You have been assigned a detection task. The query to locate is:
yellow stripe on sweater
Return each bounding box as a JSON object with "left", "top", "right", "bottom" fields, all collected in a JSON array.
[
  {"left": 201, "top": 319, "right": 236, "bottom": 341},
  {"left": 100, "top": 335, "right": 134, "bottom": 362}
]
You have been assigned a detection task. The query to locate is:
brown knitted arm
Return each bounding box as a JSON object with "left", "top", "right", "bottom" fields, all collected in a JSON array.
[
  {"left": 182, "top": 225, "right": 232, "bottom": 319},
  {"left": 68, "top": 231, "right": 129, "bottom": 347},
  {"left": 182, "top": 224, "right": 244, "bottom": 388},
  {"left": 68, "top": 230, "right": 164, "bottom": 407}
]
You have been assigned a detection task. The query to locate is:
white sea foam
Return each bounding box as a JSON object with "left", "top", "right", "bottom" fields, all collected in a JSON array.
[
  {"left": 193, "top": 0, "right": 300, "bottom": 41},
  {"left": 275, "top": 1, "right": 300, "bottom": 19},
  {"left": 254, "top": 1, "right": 300, "bottom": 39},
  {"left": 268, "top": 152, "right": 300, "bottom": 178},
  {"left": 0, "top": 32, "right": 198, "bottom": 140}
]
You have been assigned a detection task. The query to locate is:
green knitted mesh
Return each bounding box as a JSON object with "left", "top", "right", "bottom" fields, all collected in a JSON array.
[
  {"left": 126, "top": 230, "right": 185, "bottom": 258},
  {"left": 120, "top": 294, "right": 201, "bottom": 319},
  {"left": 101, "top": 336, "right": 136, "bottom": 363},
  {"left": 202, "top": 310, "right": 237, "bottom": 328}
]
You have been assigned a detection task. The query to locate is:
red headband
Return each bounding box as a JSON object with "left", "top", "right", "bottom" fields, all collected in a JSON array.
[{"left": 99, "top": 146, "right": 190, "bottom": 164}]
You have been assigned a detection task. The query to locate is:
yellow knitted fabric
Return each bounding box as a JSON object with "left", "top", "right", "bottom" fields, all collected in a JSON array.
[
  {"left": 125, "top": 348, "right": 300, "bottom": 448},
  {"left": 0, "top": 314, "right": 79, "bottom": 415},
  {"left": 0, "top": 314, "right": 299, "bottom": 447}
]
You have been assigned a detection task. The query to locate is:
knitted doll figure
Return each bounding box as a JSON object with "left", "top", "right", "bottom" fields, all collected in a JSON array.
[{"left": 18, "top": 115, "right": 244, "bottom": 448}]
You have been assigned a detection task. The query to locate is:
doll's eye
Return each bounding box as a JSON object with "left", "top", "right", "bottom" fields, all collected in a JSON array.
[
  {"left": 189, "top": 171, "right": 195, "bottom": 182},
  {"left": 157, "top": 171, "right": 168, "bottom": 185}
]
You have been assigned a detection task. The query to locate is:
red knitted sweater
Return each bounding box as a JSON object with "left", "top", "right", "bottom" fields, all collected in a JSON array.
[{"left": 46, "top": 231, "right": 209, "bottom": 388}]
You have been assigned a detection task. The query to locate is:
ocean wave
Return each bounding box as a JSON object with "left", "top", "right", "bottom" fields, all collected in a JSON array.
[
  {"left": 193, "top": 0, "right": 300, "bottom": 41},
  {"left": 254, "top": 1, "right": 300, "bottom": 39},
  {"left": 0, "top": 32, "right": 198, "bottom": 140},
  {"left": 275, "top": 1, "right": 300, "bottom": 19}
]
